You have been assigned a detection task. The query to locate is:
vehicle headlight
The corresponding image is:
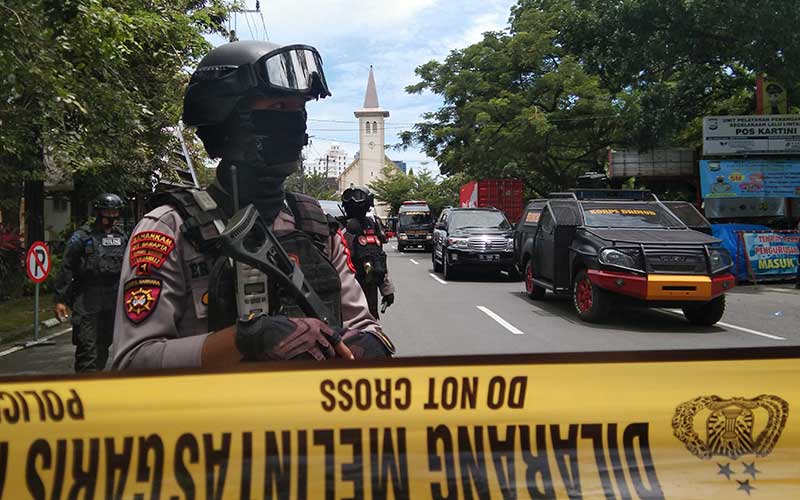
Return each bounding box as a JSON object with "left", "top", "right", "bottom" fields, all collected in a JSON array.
[
  {"left": 598, "top": 248, "right": 643, "bottom": 271},
  {"left": 447, "top": 237, "right": 469, "bottom": 249},
  {"left": 426, "top": 234, "right": 432, "bottom": 239},
  {"left": 709, "top": 248, "right": 733, "bottom": 273},
  {"left": 505, "top": 238, "right": 514, "bottom": 251},
  {"left": 398, "top": 233, "right": 408, "bottom": 240}
]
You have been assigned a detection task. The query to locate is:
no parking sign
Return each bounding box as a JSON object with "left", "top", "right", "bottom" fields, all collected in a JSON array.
[{"left": 25, "top": 241, "right": 51, "bottom": 284}]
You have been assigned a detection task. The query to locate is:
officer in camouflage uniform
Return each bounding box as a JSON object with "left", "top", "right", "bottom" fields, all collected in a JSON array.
[
  {"left": 55, "top": 193, "right": 128, "bottom": 372},
  {"left": 111, "top": 41, "right": 394, "bottom": 370},
  {"left": 341, "top": 186, "right": 395, "bottom": 319}
]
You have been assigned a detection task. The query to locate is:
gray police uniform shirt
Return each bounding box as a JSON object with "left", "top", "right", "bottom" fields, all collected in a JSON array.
[{"left": 111, "top": 205, "right": 383, "bottom": 370}]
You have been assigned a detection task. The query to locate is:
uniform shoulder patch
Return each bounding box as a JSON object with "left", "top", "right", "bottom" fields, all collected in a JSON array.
[
  {"left": 124, "top": 277, "right": 163, "bottom": 323},
  {"left": 130, "top": 230, "right": 176, "bottom": 275}
]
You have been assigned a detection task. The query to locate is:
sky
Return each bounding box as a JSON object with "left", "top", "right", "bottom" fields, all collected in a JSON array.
[{"left": 205, "top": 0, "right": 518, "bottom": 176}]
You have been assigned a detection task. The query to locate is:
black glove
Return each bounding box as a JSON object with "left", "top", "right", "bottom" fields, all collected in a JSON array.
[
  {"left": 236, "top": 315, "right": 344, "bottom": 361},
  {"left": 380, "top": 293, "right": 395, "bottom": 313}
]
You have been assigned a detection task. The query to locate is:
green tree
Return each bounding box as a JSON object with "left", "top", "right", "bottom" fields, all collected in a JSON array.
[
  {"left": 538, "top": 0, "right": 800, "bottom": 148},
  {"left": 0, "top": 0, "right": 236, "bottom": 224},
  {"left": 369, "top": 167, "right": 463, "bottom": 215},
  {"left": 402, "top": 0, "right": 800, "bottom": 193},
  {"left": 285, "top": 168, "right": 338, "bottom": 200},
  {"left": 369, "top": 166, "right": 416, "bottom": 214}
]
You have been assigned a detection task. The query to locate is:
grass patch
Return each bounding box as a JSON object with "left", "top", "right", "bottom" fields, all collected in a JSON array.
[{"left": 0, "top": 292, "right": 56, "bottom": 337}]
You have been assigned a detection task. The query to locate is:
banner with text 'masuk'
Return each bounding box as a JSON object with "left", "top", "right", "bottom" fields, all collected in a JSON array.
[{"left": 0, "top": 349, "right": 797, "bottom": 499}]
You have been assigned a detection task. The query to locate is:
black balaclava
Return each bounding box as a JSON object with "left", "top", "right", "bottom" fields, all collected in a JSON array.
[
  {"left": 213, "top": 104, "right": 308, "bottom": 224},
  {"left": 343, "top": 200, "right": 370, "bottom": 219}
]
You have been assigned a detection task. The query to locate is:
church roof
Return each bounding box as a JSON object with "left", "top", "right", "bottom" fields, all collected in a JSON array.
[{"left": 363, "top": 65, "right": 380, "bottom": 108}]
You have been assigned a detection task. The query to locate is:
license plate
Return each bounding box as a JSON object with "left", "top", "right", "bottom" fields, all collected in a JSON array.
[{"left": 480, "top": 254, "right": 499, "bottom": 261}]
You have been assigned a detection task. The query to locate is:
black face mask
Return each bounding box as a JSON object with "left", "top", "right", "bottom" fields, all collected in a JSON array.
[
  {"left": 343, "top": 200, "right": 369, "bottom": 219},
  {"left": 222, "top": 109, "right": 308, "bottom": 172},
  {"left": 216, "top": 108, "right": 308, "bottom": 224}
]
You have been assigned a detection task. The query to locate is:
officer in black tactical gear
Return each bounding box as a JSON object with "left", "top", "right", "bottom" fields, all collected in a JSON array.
[
  {"left": 341, "top": 186, "right": 395, "bottom": 319},
  {"left": 55, "top": 193, "right": 128, "bottom": 372},
  {"left": 111, "top": 41, "right": 394, "bottom": 370}
]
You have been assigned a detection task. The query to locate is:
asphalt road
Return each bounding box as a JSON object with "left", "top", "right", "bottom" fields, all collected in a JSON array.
[
  {"left": 380, "top": 244, "right": 800, "bottom": 356},
  {"left": 1, "top": 243, "right": 798, "bottom": 377}
]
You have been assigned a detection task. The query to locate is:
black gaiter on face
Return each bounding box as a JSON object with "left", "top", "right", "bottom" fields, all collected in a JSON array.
[{"left": 217, "top": 108, "right": 308, "bottom": 224}]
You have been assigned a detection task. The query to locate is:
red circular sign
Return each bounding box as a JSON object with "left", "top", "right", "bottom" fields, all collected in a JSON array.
[{"left": 25, "top": 241, "right": 51, "bottom": 284}]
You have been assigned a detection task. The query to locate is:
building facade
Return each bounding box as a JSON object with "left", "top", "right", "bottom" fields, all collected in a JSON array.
[
  {"left": 338, "top": 66, "right": 401, "bottom": 218},
  {"left": 308, "top": 143, "right": 349, "bottom": 178}
]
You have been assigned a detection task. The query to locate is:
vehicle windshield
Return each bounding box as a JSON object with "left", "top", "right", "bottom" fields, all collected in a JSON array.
[
  {"left": 450, "top": 210, "right": 511, "bottom": 230},
  {"left": 399, "top": 213, "right": 432, "bottom": 226},
  {"left": 581, "top": 202, "right": 684, "bottom": 229}
]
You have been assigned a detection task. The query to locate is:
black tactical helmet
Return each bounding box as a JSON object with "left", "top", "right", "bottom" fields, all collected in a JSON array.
[
  {"left": 342, "top": 186, "right": 374, "bottom": 211},
  {"left": 93, "top": 193, "right": 124, "bottom": 211},
  {"left": 183, "top": 40, "right": 331, "bottom": 128}
]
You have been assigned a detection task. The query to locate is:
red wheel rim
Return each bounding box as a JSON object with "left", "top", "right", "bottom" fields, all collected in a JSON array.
[
  {"left": 525, "top": 262, "right": 534, "bottom": 294},
  {"left": 576, "top": 278, "right": 593, "bottom": 313}
]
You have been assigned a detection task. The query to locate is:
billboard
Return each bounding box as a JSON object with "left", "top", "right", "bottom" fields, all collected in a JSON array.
[
  {"left": 742, "top": 231, "right": 800, "bottom": 279},
  {"left": 703, "top": 115, "right": 800, "bottom": 155},
  {"left": 608, "top": 148, "right": 694, "bottom": 178},
  {"left": 703, "top": 197, "right": 786, "bottom": 219},
  {"left": 699, "top": 159, "right": 800, "bottom": 198}
]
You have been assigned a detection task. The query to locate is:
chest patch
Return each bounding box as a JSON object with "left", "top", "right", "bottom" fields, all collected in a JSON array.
[{"left": 102, "top": 236, "right": 122, "bottom": 246}]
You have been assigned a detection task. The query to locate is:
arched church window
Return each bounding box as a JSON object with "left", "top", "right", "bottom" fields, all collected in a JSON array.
[
  {"left": 372, "top": 121, "right": 378, "bottom": 134},
  {"left": 365, "top": 122, "right": 371, "bottom": 134}
]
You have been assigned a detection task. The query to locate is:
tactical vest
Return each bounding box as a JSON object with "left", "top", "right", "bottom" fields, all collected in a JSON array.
[
  {"left": 148, "top": 188, "right": 343, "bottom": 330},
  {"left": 74, "top": 225, "right": 127, "bottom": 313},
  {"left": 344, "top": 218, "right": 387, "bottom": 284}
]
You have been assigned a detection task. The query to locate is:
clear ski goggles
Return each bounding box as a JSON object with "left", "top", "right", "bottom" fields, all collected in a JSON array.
[{"left": 192, "top": 45, "right": 331, "bottom": 99}]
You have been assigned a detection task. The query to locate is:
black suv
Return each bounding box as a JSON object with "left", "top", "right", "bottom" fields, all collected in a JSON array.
[
  {"left": 513, "top": 190, "right": 735, "bottom": 325},
  {"left": 432, "top": 207, "right": 516, "bottom": 279}
]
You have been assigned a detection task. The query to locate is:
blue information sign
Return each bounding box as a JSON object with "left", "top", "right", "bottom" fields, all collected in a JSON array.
[{"left": 700, "top": 159, "right": 800, "bottom": 198}]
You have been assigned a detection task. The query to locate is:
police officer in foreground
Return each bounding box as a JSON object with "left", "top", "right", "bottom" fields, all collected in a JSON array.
[
  {"left": 111, "top": 41, "right": 394, "bottom": 370},
  {"left": 55, "top": 193, "right": 128, "bottom": 372},
  {"left": 340, "top": 186, "right": 395, "bottom": 319}
]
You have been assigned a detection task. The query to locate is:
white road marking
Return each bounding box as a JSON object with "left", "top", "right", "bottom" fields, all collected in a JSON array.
[
  {"left": 410, "top": 259, "right": 419, "bottom": 265},
  {"left": 763, "top": 287, "right": 796, "bottom": 294},
  {"left": 660, "top": 309, "right": 786, "bottom": 341},
  {"left": 429, "top": 273, "right": 448, "bottom": 285},
  {"left": 0, "top": 325, "right": 73, "bottom": 357},
  {"left": 477, "top": 306, "right": 524, "bottom": 335}
]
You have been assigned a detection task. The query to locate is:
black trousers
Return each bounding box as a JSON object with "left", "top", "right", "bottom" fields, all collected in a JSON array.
[{"left": 73, "top": 309, "right": 114, "bottom": 372}]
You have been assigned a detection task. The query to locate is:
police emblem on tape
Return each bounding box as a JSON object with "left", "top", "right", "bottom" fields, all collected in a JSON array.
[
  {"left": 673, "top": 395, "right": 789, "bottom": 495},
  {"left": 124, "top": 278, "right": 162, "bottom": 323},
  {"left": 129, "top": 230, "right": 175, "bottom": 275}
]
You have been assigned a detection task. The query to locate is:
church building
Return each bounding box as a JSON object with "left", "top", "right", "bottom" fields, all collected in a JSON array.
[{"left": 338, "top": 66, "right": 401, "bottom": 218}]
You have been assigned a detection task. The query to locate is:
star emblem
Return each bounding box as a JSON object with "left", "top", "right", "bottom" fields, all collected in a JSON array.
[
  {"left": 737, "top": 479, "right": 755, "bottom": 495},
  {"left": 717, "top": 462, "right": 733, "bottom": 480},
  {"left": 126, "top": 287, "right": 155, "bottom": 314},
  {"left": 742, "top": 461, "right": 761, "bottom": 479}
]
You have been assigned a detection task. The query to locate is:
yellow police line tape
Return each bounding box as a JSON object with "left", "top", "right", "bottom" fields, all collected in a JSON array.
[{"left": 0, "top": 348, "right": 797, "bottom": 499}]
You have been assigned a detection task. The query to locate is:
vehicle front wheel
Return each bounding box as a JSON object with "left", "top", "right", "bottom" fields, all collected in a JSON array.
[
  {"left": 524, "top": 259, "right": 546, "bottom": 299},
  {"left": 398, "top": 244, "right": 405, "bottom": 253},
  {"left": 442, "top": 251, "right": 457, "bottom": 280},
  {"left": 572, "top": 269, "right": 610, "bottom": 322},
  {"left": 682, "top": 296, "right": 726, "bottom": 326}
]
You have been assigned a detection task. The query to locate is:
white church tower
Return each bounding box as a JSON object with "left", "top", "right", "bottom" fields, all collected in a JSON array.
[{"left": 338, "top": 66, "right": 399, "bottom": 217}]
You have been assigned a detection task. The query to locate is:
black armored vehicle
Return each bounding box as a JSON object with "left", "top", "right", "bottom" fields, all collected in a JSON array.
[{"left": 513, "top": 190, "right": 734, "bottom": 325}]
